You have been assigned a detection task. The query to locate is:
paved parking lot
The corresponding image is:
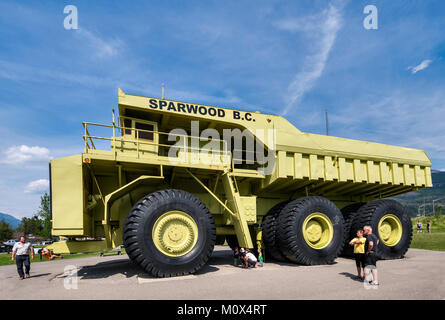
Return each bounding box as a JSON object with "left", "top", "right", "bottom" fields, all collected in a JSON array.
[{"left": 0, "top": 247, "right": 444, "bottom": 300}]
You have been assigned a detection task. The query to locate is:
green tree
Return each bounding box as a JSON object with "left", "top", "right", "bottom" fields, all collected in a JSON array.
[
  {"left": 17, "top": 193, "right": 52, "bottom": 238},
  {"left": 17, "top": 216, "right": 43, "bottom": 236},
  {"left": 37, "top": 192, "right": 51, "bottom": 239},
  {"left": 0, "top": 219, "right": 14, "bottom": 241}
]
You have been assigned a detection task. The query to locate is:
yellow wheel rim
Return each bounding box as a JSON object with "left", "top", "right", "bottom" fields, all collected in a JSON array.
[
  {"left": 302, "top": 212, "right": 334, "bottom": 249},
  {"left": 152, "top": 210, "right": 198, "bottom": 257},
  {"left": 378, "top": 214, "right": 402, "bottom": 247}
]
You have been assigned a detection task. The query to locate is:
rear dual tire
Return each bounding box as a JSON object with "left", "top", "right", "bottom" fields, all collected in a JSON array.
[
  {"left": 351, "top": 199, "right": 412, "bottom": 260},
  {"left": 340, "top": 203, "right": 365, "bottom": 257},
  {"left": 263, "top": 196, "right": 345, "bottom": 265},
  {"left": 277, "top": 197, "right": 345, "bottom": 265},
  {"left": 262, "top": 201, "right": 290, "bottom": 262}
]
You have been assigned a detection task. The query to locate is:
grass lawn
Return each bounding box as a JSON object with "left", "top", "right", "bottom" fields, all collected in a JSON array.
[
  {"left": 0, "top": 249, "right": 126, "bottom": 267},
  {"left": 411, "top": 215, "right": 445, "bottom": 231},
  {"left": 410, "top": 231, "right": 445, "bottom": 251}
]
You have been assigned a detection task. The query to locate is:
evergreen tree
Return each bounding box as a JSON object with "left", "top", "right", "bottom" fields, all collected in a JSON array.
[
  {"left": 17, "top": 193, "right": 52, "bottom": 238},
  {"left": 17, "top": 216, "right": 43, "bottom": 236},
  {"left": 0, "top": 220, "right": 14, "bottom": 241},
  {"left": 38, "top": 193, "right": 52, "bottom": 238}
]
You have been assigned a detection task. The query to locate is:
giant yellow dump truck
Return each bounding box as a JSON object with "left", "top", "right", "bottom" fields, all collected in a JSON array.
[{"left": 48, "top": 88, "right": 432, "bottom": 277}]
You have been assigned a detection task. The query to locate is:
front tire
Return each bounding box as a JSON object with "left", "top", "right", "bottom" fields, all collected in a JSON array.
[
  {"left": 277, "top": 196, "right": 345, "bottom": 265},
  {"left": 123, "top": 189, "right": 216, "bottom": 277}
]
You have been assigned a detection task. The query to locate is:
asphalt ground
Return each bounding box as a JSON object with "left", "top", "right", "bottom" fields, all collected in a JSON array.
[{"left": 0, "top": 247, "right": 444, "bottom": 300}]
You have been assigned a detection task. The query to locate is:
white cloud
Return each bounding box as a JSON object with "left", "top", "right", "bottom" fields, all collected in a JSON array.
[
  {"left": 24, "top": 179, "right": 49, "bottom": 194},
  {"left": 76, "top": 29, "right": 122, "bottom": 57},
  {"left": 408, "top": 59, "right": 432, "bottom": 74},
  {"left": 278, "top": 3, "right": 344, "bottom": 115},
  {"left": 1, "top": 145, "right": 51, "bottom": 165}
]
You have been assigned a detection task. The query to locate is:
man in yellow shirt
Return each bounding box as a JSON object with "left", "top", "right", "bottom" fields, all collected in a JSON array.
[{"left": 349, "top": 229, "right": 366, "bottom": 280}]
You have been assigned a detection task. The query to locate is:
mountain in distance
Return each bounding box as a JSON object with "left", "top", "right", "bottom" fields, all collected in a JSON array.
[
  {"left": 393, "top": 170, "right": 445, "bottom": 217},
  {"left": 0, "top": 212, "right": 21, "bottom": 229}
]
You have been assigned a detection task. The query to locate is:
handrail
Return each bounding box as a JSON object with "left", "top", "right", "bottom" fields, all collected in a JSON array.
[
  {"left": 85, "top": 126, "right": 96, "bottom": 150},
  {"left": 83, "top": 123, "right": 97, "bottom": 151},
  {"left": 83, "top": 135, "right": 230, "bottom": 155},
  {"left": 82, "top": 122, "right": 232, "bottom": 165},
  {"left": 83, "top": 121, "right": 228, "bottom": 144},
  {"left": 82, "top": 122, "right": 266, "bottom": 171}
]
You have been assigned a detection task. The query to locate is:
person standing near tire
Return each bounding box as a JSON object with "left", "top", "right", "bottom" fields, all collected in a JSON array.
[
  {"left": 349, "top": 229, "right": 366, "bottom": 280},
  {"left": 363, "top": 226, "right": 379, "bottom": 286},
  {"left": 233, "top": 247, "right": 240, "bottom": 266},
  {"left": 416, "top": 221, "right": 422, "bottom": 233},
  {"left": 11, "top": 236, "right": 34, "bottom": 280}
]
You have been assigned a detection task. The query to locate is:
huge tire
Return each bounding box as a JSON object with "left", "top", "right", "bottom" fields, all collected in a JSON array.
[
  {"left": 123, "top": 189, "right": 216, "bottom": 277},
  {"left": 351, "top": 199, "right": 412, "bottom": 260},
  {"left": 340, "top": 203, "right": 365, "bottom": 257},
  {"left": 262, "top": 201, "right": 290, "bottom": 262},
  {"left": 277, "top": 196, "right": 345, "bottom": 265}
]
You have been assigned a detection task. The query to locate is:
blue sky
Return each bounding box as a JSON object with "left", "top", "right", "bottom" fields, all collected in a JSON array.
[{"left": 1, "top": 0, "right": 444, "bottom": 218}]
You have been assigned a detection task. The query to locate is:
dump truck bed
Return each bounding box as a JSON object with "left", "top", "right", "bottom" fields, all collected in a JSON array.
[{"left": 262, "top": 133, "right": 431, "bottom": 199}]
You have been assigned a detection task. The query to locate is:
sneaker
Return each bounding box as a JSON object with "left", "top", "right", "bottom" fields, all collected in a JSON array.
[
  {"left": 25, "top": 274, "right": 30, "bottom": 278},
  {"left": 19, "top": 277, "right": 24, "bottom": 280}
]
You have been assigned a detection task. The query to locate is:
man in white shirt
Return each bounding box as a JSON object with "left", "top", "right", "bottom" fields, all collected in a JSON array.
[{"left": 11, "top": 236, "right": 34, "bottom": 279}]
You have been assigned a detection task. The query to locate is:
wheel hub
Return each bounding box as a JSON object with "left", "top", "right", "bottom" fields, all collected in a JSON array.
[
  {"left": 379, "top": 223, "right": 391, "bottom": 240},
  {"left": 306, "top": 221, "right": 323, "bottom": 242},
  {"left": 152, "top": 211, "right": 198, "bottom": 257},
  {"left": 378, "top": 214, "right": 402, "bottom": 246},
  {"left": 302, "top": 212, "right": 334, "bottom": 250}
]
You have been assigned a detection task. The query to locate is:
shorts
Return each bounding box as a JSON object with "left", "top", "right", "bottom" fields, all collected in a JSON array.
[
  {"left": 364, "top": 252, "right": 377, "bottom": 268},
  {"left": 354, "top": 253, "right": 365, "bottom": 268}
]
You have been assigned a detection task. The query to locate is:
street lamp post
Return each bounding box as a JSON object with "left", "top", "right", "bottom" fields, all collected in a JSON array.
[
  {"left": 418, "top": 203, "right": 426, "bottom": 217},
  {"left": 432, "top": 197, "right": 445, "bottom": 216}
]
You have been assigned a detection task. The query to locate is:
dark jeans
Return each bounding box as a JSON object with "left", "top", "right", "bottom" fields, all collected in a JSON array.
[{"left": 16, "top": 255, "right": 30, "bottom": 278}]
